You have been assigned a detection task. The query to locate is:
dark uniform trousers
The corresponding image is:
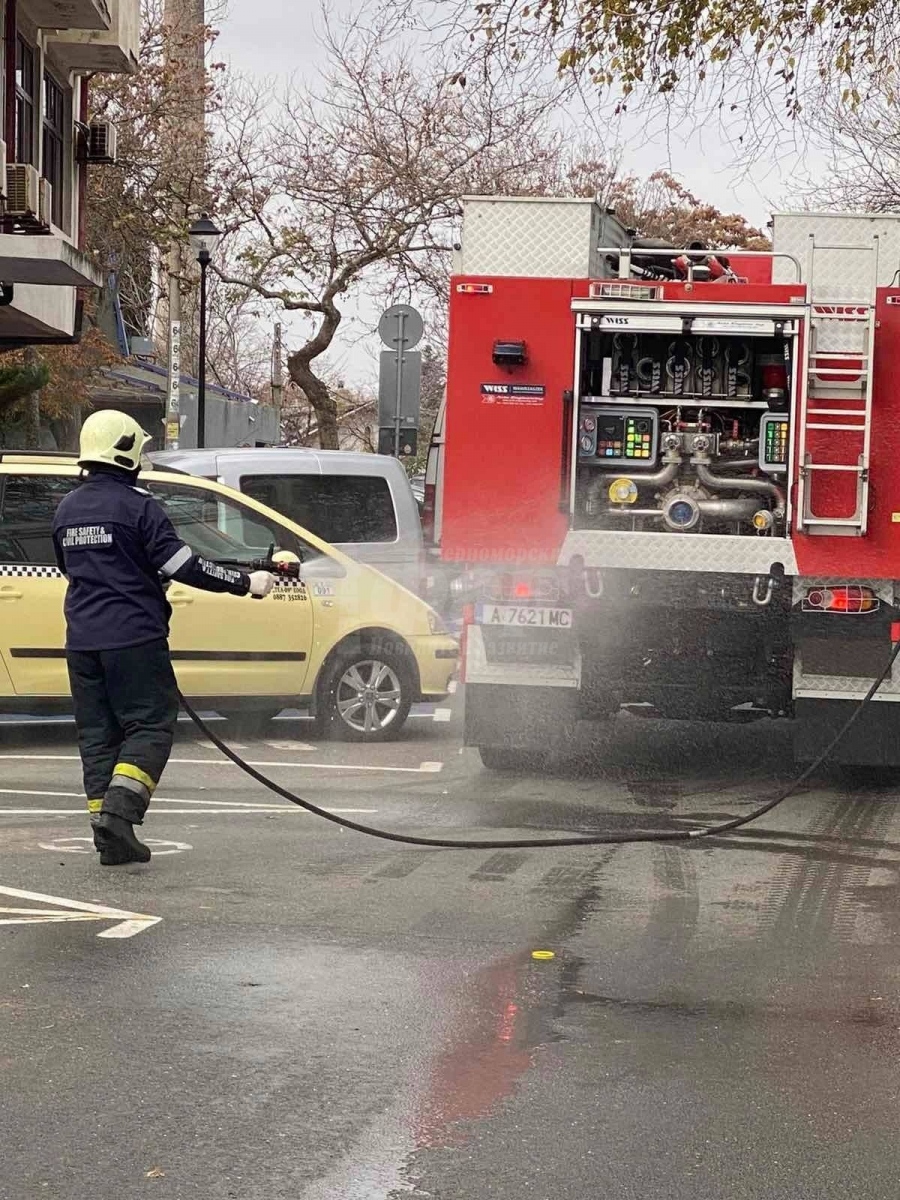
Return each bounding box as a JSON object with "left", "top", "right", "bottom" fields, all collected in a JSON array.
[{"left": 66, "top": 638, "right": 180, "bottom": 825}]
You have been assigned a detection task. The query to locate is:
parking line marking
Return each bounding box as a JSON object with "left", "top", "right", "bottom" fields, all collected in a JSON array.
[
  {"left": 0, "top": 790, "right": 377, "bottom": 816},
  {"left": 432, "top": 709, "right": 453, "bottom": 723},
  {"left": 264, "top": 741, "right": 315, "bottom": 751},
  {"left": 0, "top": 883, "right": 160, "bottom": 939},
  {"left": 0, "top": 787, "right": 377, "bottom": 811},
  {"left": 0, "top": 754, "right": 442, "bottom": 775},
  {"left": 0, "top": 808, "right": 360, "bottom": 815}
]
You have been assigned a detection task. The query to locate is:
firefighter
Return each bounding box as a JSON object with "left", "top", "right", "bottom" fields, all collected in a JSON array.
[{"left": 52, "top": 410, "right": 276, "bottom": 866}]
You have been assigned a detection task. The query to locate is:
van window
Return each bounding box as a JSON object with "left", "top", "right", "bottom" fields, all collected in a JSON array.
[{"left": 241, "top": 475, "right": 398, "bottom": 544}]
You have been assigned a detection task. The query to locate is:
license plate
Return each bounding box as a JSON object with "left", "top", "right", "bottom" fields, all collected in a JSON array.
[{"left": 475, "top": 604, "right": 573, "bottom": 629}]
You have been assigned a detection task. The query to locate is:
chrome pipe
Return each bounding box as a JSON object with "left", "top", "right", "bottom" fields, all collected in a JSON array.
[{"left": 694, "top": 461, "right": 785, "bottom": 508}]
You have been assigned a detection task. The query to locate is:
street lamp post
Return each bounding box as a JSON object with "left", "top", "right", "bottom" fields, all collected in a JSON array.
[{"left": 187, "top": 213, "right": 222, "bottom": 449}]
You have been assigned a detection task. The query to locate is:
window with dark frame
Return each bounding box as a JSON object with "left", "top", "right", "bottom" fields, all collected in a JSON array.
[
  {"left": 148, "top": 482, "right": 319, "bottom": 564},
  {"left": 15, "top": 37, "right": 34, "bottom": 166},
  {"left": 0, "top": 475, "right": 79, "bottom": 565},
  {"left": 240, "top": 474, "right": 399, "bottom": 545},
  {"left": 42, "top": 72, "right": 65, "bottom": 227}
]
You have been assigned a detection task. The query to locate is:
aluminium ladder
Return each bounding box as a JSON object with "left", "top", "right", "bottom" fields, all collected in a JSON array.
[{"left": 796, "top": 233, "right": 880, "bottom": 536}]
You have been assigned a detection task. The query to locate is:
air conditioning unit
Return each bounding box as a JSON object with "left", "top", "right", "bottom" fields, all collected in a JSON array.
[
  {"left": 39, "top": 178, "right": 53, "bottom": 227},
  {"left": 6, "top": 163, "right": 40, "bottom": 217},
  {"left": 86, "top": 120, "right": 117, "bottom": 165}
]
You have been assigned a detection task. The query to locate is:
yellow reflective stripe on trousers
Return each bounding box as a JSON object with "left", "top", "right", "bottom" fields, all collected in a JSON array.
[
  {"left": 86, "top": 798, "right": 103, "bottom": 813},
  {"left": 112, "top": 762, "right": 157, "bottom": 793}
]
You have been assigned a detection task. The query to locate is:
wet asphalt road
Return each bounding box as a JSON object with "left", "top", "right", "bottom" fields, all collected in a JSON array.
[{"left": 3, "top": 697, "right": 900, "bottom": 1198}]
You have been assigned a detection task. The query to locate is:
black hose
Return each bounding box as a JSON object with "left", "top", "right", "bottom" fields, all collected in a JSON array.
[{"left": 178, "top": 638, "right": 900, "bottom": 850}]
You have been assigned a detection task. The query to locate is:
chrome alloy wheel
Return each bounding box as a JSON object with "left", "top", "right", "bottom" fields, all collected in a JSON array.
[{"left": 335, "top": 659, "right": 404, "bottom": 734}]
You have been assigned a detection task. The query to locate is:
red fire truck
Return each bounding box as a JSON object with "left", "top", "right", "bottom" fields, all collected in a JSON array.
[{"left": 429, "top": 199, "right": 900, "bottom": 769}]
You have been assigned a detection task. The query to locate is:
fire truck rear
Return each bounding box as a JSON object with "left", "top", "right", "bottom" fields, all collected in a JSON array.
[{"left": 436, "top": 199, "right": 900, "bottom": 770}]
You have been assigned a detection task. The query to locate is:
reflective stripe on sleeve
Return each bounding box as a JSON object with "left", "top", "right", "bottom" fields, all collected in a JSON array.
[
  {"left": 159, "top": 544, "right": 193, "bottom": 577},
  {"left": 86, "top": 798, "right": 103, "bottom": 813}
]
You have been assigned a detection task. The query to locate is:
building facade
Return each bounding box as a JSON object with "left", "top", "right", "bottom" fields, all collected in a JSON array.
[{"left": 0, "top": 0, "right": 138, "bottom": 346}]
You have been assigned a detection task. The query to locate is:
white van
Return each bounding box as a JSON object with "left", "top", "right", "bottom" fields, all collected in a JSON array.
[{"left": 149, "top": 447, "right": 425, "bottom": 595}]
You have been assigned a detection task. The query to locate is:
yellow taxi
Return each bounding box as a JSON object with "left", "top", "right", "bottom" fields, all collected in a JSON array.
[{"left": 0, "top": 454, "right": 458, "bottom": 741}]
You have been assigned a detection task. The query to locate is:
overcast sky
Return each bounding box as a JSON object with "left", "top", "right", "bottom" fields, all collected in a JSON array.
[{"left": 214, "top": 0, "right": 819, "bottom": 385}]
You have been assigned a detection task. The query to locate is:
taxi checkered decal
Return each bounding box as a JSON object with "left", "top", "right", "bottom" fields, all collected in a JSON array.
[{"left": 0, "top": 564, "right": 63, "bottom": 578}]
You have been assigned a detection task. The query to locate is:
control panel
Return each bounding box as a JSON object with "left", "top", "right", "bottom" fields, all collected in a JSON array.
[
  {"left": 759, "top": 412, "right": 789, "bottom": 472},
  {"left": 578, "top": 407, "right": 659, "bottom": 468}
]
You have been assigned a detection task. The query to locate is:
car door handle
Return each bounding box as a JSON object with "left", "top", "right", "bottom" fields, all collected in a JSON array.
[
  {"left": 0, "top": 587, "right": 23, "bottom": 600},
  {"left": 168, "top": 590, "right": 194, "bottom": 606}
]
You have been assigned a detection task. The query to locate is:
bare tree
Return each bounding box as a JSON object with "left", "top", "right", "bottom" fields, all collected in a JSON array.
[
  {"left": 795, "top": 82, "right": 900, "bottom": 213},
  {"left": 281, "top": 378, "right": 378, "bottom": 451},
  {"left": 216, "top": 10, "right": 561, "bottom": 448}
]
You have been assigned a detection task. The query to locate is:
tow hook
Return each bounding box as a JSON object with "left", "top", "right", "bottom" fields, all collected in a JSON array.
[
  {"left": 752, "top": 574, "right": 775, "bottom": 607},
  {"left": 583, "top": 568, "right": 603, "bottom": 599}
]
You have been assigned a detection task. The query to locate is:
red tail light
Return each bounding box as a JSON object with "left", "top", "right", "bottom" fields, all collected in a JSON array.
[
  {"left": 486, "top": 571, "right": 564, "bottom": 603},
  {"left": 803, "top": 585, "right": 879, "bottom": 614},
  {"left": 422, "top": 483, "right": 436, "bottom": 544},
  {"left": 459, "top": 603, "right": 475, "bottom": 684}
]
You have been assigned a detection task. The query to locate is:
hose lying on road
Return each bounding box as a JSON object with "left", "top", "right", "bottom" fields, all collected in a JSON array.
[{"left": 179, "top": 638, "right": 900, "bottom": 850}]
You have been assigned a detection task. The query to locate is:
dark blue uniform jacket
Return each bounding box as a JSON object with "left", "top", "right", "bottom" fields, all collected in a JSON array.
[{"left": 52, "top": 471, "right": 250, "bottom": 652}]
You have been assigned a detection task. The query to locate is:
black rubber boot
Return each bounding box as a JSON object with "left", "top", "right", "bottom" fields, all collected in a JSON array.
[
  {"left": 97, "top": 813, "right": 151, "bottom": 865},
  {"left": 90, "top": 815, "right": 107, "bottom": 853}
]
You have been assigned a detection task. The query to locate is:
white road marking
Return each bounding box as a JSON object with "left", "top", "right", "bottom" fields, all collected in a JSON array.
[
  {"left": 152, "top": 795, "right": 303, "bottom": 809},
  {"left": 0, "top": 788, "right": 84, "bottom": 799},
  {"left": 0, "top": 754, "right": 443, "bottom": 775},
  {"left": 38, "top": 836, "right": 192, "bottom": 856},
  {"left": 0, "top": 883, "right": 160, "bottom": 939},
  {"left": 0, "top": 788, "right": 378, "bottom": 817},
  {"left": 264, "top": 741, "right": 315, "bottom": 751},
  {"left": 448, "top": 680, "right": 458, "bottom": 694},
  {"left": 0, "top": 788, "right": 376, "bottom": 813},
  {"left": 0, "top": 808, "right": 360, "bottom": 815},
  {"left": 432, "top": 708, "right": 453, "bottom": 723}
]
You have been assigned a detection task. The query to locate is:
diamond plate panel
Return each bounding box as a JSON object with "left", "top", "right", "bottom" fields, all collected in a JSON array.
[
  {"left": 793, "top": 664, "right": 900, "bottom": 698},
  {"left": 772, "top": 212, "right": 900, "bottom": 300},
  {"left": 794, "top": 688, "right": 900, "bottom": 700},
  {"left": 810, "top": 312, "right": 868, "bottom": 357},
  {"left": 459, "top": 199, "right": 627, "bottom": 279},
  {"left": 558, "top": 531, "right": 799, "bottom": 575}
]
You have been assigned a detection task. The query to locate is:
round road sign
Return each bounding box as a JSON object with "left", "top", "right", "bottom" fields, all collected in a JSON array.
[{"left": 378, "top": 303, "right": 423, "bottom": 350}]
